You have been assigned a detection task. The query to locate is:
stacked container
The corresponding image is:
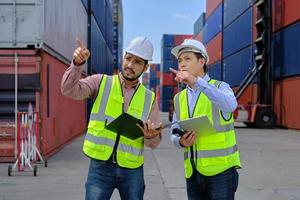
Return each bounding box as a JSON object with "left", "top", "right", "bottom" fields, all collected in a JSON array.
[
  {"left": 195, "top": 0, "right": 300, "bottom": 129},
  {"left": 160, "top": 34, "right": 193, "bottom": 112},
  {"left": 194, "top": 13, "right": 206, "bottom": 42},
  {"left": 0, "top": 0, "right": 122, "bottom": 162}
]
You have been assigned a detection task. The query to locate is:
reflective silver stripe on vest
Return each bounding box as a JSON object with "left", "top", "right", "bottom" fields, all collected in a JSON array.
[
  {"left": 141, "top": 89, "right": 153, "bottom": 122},
  {"left": 85, "top": 132, "right": 115, "bottom": 147},
  {"left": 184, "top": 144, "right": 238, "bottom": 160},
  {"left": 212, "top": 80, "right": 234, "bottom": 133},
  {"left": 89, "top": 76, "right": 115, "bottom": 123},
  {"left": 174, "top": 94, "right": 180, "bottom": 120},
  {"left": 85, "top": 132, "right": 143, "bottom": 156},
  {"left": 117, "top": 143, "right": 143, "bottom": 156}
]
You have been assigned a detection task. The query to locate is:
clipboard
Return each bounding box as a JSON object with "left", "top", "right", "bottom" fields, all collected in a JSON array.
[
  {"left": 105, "top": 113, "right": 144, "bottom": 140},
  {"left": 176, "top": 115, "right": 215, "bottom": 135}
]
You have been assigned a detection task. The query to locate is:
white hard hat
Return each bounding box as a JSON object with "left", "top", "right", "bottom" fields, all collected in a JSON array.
[
  {"left": 171, "top": 39, "right": 209, "bottom": 65},
  {"left": 125, "top": 37, "right": 154, "bottom": 61}
]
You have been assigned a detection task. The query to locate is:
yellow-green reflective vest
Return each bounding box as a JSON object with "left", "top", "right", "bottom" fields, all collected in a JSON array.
[
  {"left": 174, "top": 79, "right": 241, "bottom": 178},
  {"left": 83, "top": 75, "right": 155, "bottom": 169}
]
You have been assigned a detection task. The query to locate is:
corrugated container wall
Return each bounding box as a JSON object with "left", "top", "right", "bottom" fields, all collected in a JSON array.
[
  {"left": 203, "top": 4, "right": 222, "bottom": 44},
  {"left": 223, "top": 7, "right": 252, "bottom": 58},
  {"left": 223, "top": 0, "right": 252, "bottom": 28},
  {"left": 0, "top": 0, "right": 87, "bottom": 69},
  {"left": 223, "top": 46, "right": 253, "bottom": 87},
  {"left": 206, "top": 32, "right": 222, "bottom": 65},
  {"left": 208, "top": 61, "right": 222, "bottom": 80},
  {"left": 194, "top": 13, "right": 206, "bottom": 36},
  {"left": 272, "top": 21, "right": 300, "bottom": 78},
  {"left": 206, "top": 0, "right": 223, "bottom": 18},
  {"left": 272, "top": 0, "right": 300, "bottom": 33}
]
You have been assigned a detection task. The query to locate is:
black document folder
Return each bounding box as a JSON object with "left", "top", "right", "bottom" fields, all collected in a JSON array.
[{"left": 105, "top": 113, "right": 144, "bottom": 140}]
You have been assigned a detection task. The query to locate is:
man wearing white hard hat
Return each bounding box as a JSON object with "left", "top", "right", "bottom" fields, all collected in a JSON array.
[
  {"left": 61, "top": 37, "right": 162, "bottom": 200},
  {"left": 169, "top": 39, "right": 241, "bottom": 200}
]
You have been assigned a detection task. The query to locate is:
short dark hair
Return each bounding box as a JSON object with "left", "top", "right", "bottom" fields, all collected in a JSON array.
[{"left": 194, "top": 53, "right": 207, "bottom": 73}]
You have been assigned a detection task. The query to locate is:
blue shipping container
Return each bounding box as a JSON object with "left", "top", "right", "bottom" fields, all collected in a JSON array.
[
  {"left": 208, "top": 61, "right": 222, "bottom": 80},
  {"left": 105, "top": 7, "right": 114, "bottom": 52},
  {"left": 203, "top": 4, "right": 222, "bottom": 44},
  {"left": 160, "top": 99, "right": 171, "bottom": 112},
  {"left": 161, "top": 60, "right": 178, "bottom": 72},
  {"left": 272, "top": 21, "right": 300, "bottom": 78},
  {"left": 223, "top": 7, "right": 252, "bottom": 58},
  {"left": 162, "top": 35, "right": 175, "bottom": 47},
  {"left": 194, "top": 12, "right": 206, "bottom": 36},
  {"left": 160, "top": 86, "right": 174, "bottom": 100},
  {"left": 162, "top": 46, "right": 174, "bottom": 60},
  {"left": 92, "top": 0, "right": 106, "bottom": 38},
  {"left": 81, "top": 0, "right": 88, "bottom": 11},
  {"left": 91, "top": 15, "right": 110, "bottom": 74},
  {"left": 223, "top": 0, "right": 252, "bottom": 28},
  {"left": 223, "top": 46, "right": 253, "bottom": 87}
]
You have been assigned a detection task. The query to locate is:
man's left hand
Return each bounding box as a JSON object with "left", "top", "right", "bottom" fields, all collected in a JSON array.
[{"left": 137, "top": 120, "right": 162, "bottom": 139}]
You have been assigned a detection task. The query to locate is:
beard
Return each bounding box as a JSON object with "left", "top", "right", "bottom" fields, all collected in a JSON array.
[{"left": 121, "top": 67, "right": 144, "bottom": 81}]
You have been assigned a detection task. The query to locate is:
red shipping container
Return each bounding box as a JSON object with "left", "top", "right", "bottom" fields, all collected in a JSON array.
[
  {"left": 206, "top": 0, "right": 223, "bottom": 19},
  {"left": 253, "top": 5, "right": 258, "bottom": 42},
  {"left": 274, "top": 76, "right": 300, "bottom": 130},
  {"left": 161, "top": 72, "right": 174, "bottom": 86},
  {"left": 0, "top": 50, "right": 87, "bottom": 162},
  {"left": 273, "top": 0, "right": 300, "bottom": 32},
  {"left": 194, "top": 32, "right": 203, "bottom": 42},
  {"left": 174, "top": 35, "right": 193, "bottom": 46},
  {"left": 206, "top": 32, "right": 222, "bottom": 65}
]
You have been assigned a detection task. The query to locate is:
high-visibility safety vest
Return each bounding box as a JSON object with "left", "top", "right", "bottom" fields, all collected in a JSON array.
[
  {"left": 174, "top": 79, "right": 241, "bottom": 178},
  {"left": 83, "top": 75, "right": 155, "bottom": 169}
]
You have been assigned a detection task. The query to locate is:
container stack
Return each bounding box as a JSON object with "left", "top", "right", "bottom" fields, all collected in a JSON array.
[
  {"left": 0, "top": 0, "right": 123, "bottom": 162},
  {"left": 194, "top": 13, "right": 206, "bottom": 42},
  {"left": 160, "top": 34, "right": 193, "bottom": 112},
  {"left": 194, "top": 0, "right": 300, "bottom": 129}
]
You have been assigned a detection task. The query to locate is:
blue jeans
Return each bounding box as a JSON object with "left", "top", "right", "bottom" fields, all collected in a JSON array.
[
  {"left": 85, "top": 159, "right": 145, "bottom": 200},
  {"left": 186, "top": 167, "right": 239, "bottom": 200}
]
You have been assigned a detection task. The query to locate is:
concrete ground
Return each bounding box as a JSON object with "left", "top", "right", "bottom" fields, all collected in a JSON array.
[{"left": 1, "top": 112, "right": 300, "bottom": 200}]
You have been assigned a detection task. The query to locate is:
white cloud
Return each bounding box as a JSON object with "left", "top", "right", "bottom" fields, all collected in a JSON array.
[{"left": 173, "top": 13, "right": 192, "bottom": 21}]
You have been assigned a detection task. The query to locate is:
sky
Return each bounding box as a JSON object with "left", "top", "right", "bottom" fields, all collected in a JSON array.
[{"left": 123, "top": 0, "right": 206, "bottom": 63}]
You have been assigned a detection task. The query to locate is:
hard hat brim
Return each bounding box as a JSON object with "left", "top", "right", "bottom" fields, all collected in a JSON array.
[
  {"left": 125, "top": 50, "right": 152, "bottom": 61},
  {"left": 171, "top": 44, "right": 209, "bottom": 64}
]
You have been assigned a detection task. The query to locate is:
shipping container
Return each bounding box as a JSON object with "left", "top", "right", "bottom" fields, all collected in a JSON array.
[
  {"left": 160, "top": 99, "right": 171, "bottom": 112},
  {"left": 223, "top": 46, "right": 253, "bottom": 87},
  {"left": 174, "top": 35, "right": 193, "bottom": 46},
  {"left": 223, "top": 0, "right": 252, "bottom": 28},
  {"left": 0, "top": 0, "right": 87, "bottom": 66},
  {"left": 206, "top": 33, "right": 222, "bottom": 65},
  {"left": 206, "top": 0, "right": 223, "bottom": 18},
  {"left": 223, "top": 7, "right": 252, "bottom": 58},
  {"left": 194, "top": 13, "right": 206, "bottom": 36},
  {"left": 161, "top": 60, "right": 177, "bottom": 72},
  {"left": 273, "top": 77, "right": 300, "bottom": 129},
  {"left": 203, "top": 4, "right": 222, "bottom": 44},
  {"left": 273, "top": 0, "right": 300, "bottom": 33},
  {"left": 162, "top": 35, "right": 175, "bottom": 47},
  {"left": 232, "top": 84, "right": 257, "bottom": 105},
  {"left": 162, "top": 47, "right": 174, "bottom": 61},
  {"left": 194, "top": 32, "right": 203, "bottom": 42},
  {"left": 161, "top": 73, "right": 175, "bottom": 87},
  {"left": 0, "top": 50, "right": 87, "bottom": 162},
  {"left": 208, "top": 61, "right": 222, "bottom": 80},
  {"left": 91, "top": 0, "right": 106, "bottom": 37},
  {"left": 272, "top": 21, "right": 300, "bottom": 78}
]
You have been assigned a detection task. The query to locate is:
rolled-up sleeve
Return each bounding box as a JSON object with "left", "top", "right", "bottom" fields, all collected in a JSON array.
[{"left": 61, "top": 62, "right": 101, "bottom": 100}]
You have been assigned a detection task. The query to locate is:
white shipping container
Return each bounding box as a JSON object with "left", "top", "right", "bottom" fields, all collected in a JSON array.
[{"left": 0, "top": 0, "right": 87, "bottom": 64}]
